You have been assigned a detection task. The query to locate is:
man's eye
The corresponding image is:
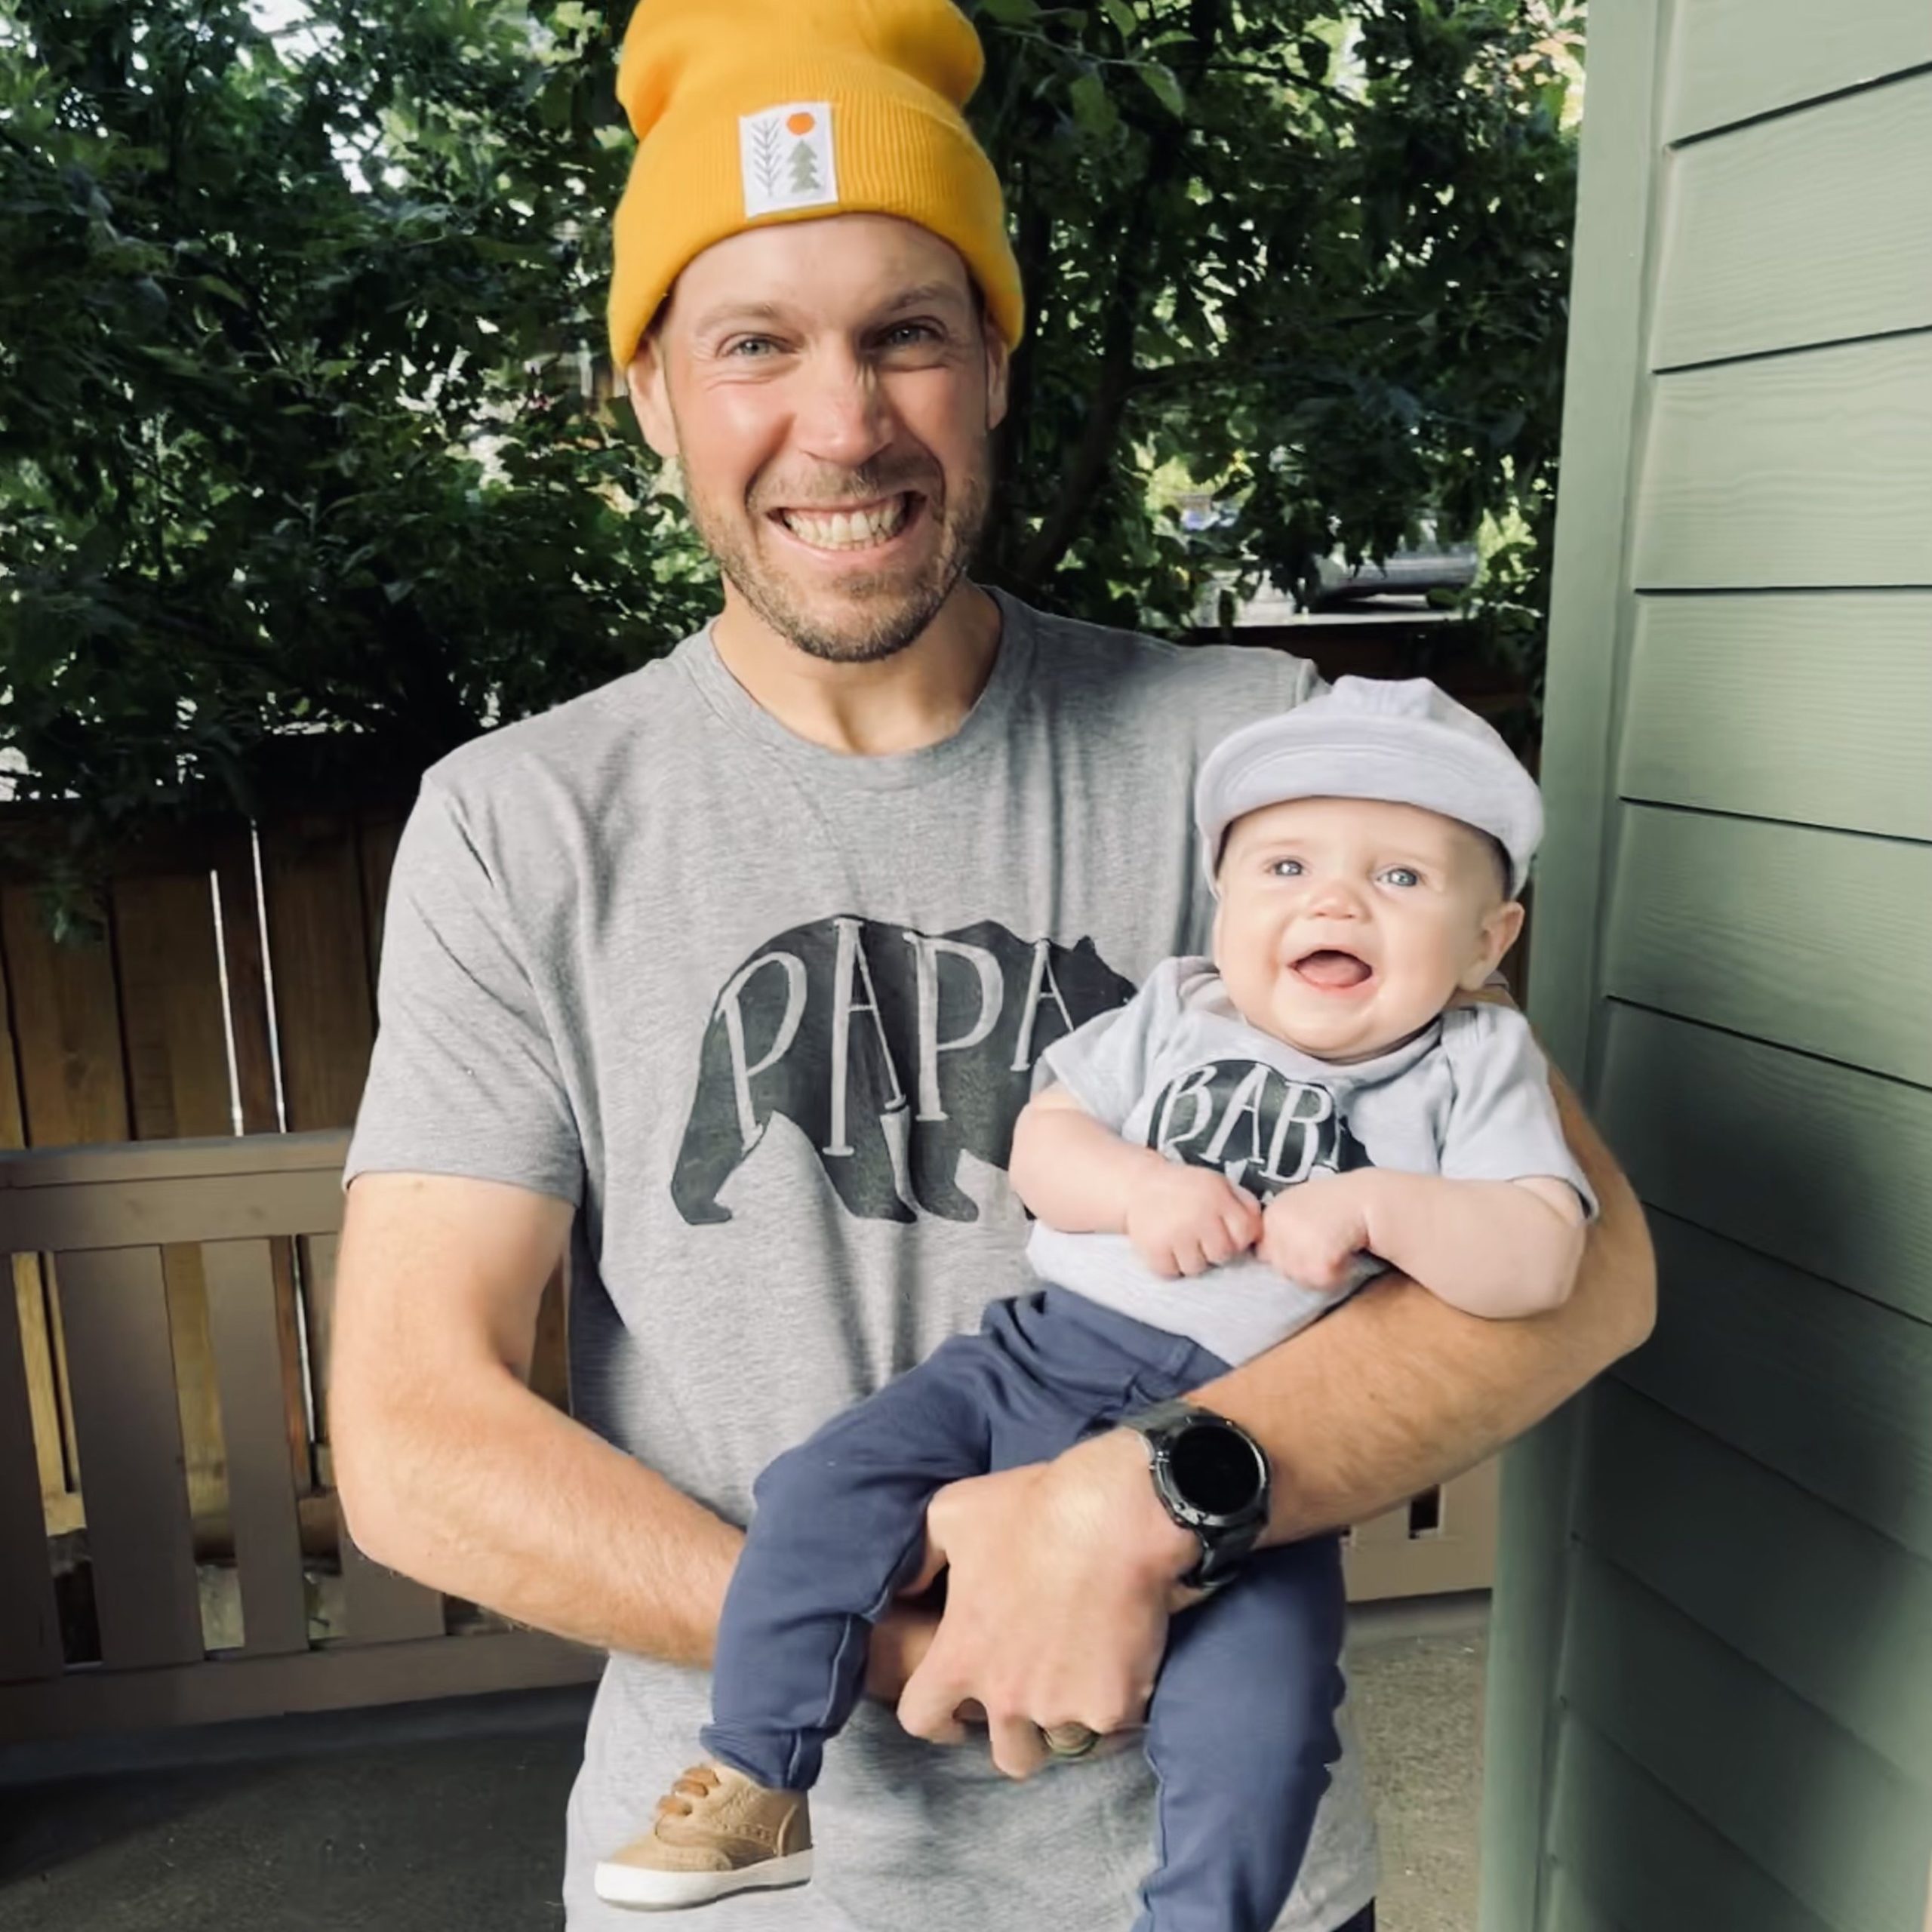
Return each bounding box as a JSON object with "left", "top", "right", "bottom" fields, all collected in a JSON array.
[
  {"left": 724, "top": 337, "right": 780, "bottom": 358},
  {"left": 881, "top": 322, "right": 939, "bottom": 348},
  {"left": 1380, "top": 867, "right": 1421, "bottom": 888}
]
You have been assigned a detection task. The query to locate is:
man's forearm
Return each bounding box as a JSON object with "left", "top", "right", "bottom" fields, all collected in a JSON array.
[
  {"left": 337, "top": 1363, "right": 741, "bottom": 1664},
  {"left": 1194, "top": 1078, "right": 1654, "bottom": 1542}
]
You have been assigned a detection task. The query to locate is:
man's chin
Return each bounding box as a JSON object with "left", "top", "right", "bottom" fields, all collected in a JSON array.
[{"left": 730, "top": 555, "right": 961, "bottom": 665}]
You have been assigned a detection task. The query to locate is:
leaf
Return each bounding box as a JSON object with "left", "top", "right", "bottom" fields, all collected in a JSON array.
[
  {"left": 1101, "top": 0, "right": 1137, "bottom": 38},
  {"left": 1139, "top": 61, "right": 1185, "bottom": 118},
  {"left": 1069, "top": 71, "right": 1118, "bottom": 139}
]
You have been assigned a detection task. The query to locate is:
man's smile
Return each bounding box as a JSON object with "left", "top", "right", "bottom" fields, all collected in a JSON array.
[{"left": 769, "top": 491, "right": 925, "bottom": 555}]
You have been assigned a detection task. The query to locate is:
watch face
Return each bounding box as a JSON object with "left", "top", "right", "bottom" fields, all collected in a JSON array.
[{"left": 1169, "top": 1422, "right": 1264, "bottom": 1519}]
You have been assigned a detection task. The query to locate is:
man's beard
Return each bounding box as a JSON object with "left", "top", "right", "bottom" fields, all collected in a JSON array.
[{"left": 685, "top": 457, "right": 992, "bottom": 665}]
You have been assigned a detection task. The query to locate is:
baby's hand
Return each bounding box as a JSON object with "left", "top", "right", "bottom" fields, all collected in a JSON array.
[
  {"left": 1259, "top": 1172, "right": 1378, "bottom": 1294},
  {"left": 1124, "top": 1163, "right": 1263, "bottom": 1278}
]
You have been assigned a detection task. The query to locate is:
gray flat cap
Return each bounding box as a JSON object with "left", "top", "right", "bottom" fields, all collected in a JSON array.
[{"left": 1195, "top": 676, "right": 1543, "bottom": 896}]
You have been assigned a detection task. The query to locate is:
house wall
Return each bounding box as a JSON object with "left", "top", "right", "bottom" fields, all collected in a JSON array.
[{"left": 1481, "top": 3, "right": 1932, "bottom": 1928}]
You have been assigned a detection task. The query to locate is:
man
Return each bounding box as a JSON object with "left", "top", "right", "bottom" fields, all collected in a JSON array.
[{"left": 331, "top": 2, "right": 1655, "bottom": 1927}]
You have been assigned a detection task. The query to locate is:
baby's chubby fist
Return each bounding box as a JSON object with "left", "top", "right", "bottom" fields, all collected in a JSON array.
[
  {"left": 1123, "top": 1161, "right": 1263, "bottom": 1279},
  {"left": 1259, "top": 1171, "right": 1380, "bottom": 1293}
]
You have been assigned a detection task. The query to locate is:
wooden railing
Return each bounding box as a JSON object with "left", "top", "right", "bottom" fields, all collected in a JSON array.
[
  {"left": 0, "top": 1133, "right": 594, "bottom": 1746},
  {"left": 0, "top": 1132, "right": 1494, "bottom": 1749},
  {"left": 1346, "top": 1460, "right": 1498, "bottom": 1601}
]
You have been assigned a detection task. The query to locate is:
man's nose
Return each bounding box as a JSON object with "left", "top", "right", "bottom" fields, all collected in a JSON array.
[{"left": 792, "top": 346, "right": 894, "bottom": 472}]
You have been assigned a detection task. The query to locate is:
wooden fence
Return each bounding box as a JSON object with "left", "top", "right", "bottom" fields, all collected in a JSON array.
[
  {"left": 0, "top": 804, "right": 467, "bottom": 1546},
  {"left": 0, "top": 1132, "right": 595, "bottom": 1746}
]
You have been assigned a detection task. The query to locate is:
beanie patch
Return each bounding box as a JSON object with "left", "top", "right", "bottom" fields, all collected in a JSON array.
[{"left": 740, "top": 103, "right": 841, "bottom": 220}]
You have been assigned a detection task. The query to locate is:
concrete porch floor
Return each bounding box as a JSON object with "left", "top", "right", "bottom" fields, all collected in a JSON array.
[{"left": 0, "top": 1595, "right": 1487, "bottom": 1932}]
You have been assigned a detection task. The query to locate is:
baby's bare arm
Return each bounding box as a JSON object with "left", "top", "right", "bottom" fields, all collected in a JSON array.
[
  {"left": 1011, "top": 1086, "right": 1260, "bottom": 1276},
  {"left": 1008, "top": 1085, "right": 1168, "bottom": 1232},
  {"left": 1355, "top": 1171, "right": 1586, "bottom": 1317}
]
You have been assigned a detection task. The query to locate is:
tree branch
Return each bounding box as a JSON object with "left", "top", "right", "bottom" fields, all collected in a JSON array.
[{"left": 1014, "top": 0, "right": 1230, "bottom": 589}]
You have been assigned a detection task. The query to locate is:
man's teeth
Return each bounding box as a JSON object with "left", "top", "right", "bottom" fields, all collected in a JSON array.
[{"left": 780, "top": 497, "right": 909, "bottom": 550}]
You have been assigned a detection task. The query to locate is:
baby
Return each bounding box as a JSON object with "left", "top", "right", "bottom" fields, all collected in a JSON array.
[{"left": 596, "top": 677, "right": 1594, "bottom": 1928}]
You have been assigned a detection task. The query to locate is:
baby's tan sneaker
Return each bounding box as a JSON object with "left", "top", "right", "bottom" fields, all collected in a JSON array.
[{"left": 594, "top": 1762, "right": 813, "bottom": 1910}]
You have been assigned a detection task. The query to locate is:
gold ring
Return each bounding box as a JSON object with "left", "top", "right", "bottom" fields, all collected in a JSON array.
[{"left": 1041, "top": 1722, "right": 1100, "bottom": 1760}]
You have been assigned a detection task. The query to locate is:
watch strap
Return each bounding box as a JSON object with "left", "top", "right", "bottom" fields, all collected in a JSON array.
[{"left": 1118, "top": 1400, "right": 1271, "bottom": 1594}]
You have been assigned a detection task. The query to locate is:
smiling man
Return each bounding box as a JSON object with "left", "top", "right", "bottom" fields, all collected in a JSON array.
[{"left": 328, "top": 2, "right": 1655, "bottom": 1928}]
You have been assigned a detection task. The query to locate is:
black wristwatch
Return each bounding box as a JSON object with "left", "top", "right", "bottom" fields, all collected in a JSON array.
[{"left": 1118, "top": 1401, "right": 1272, "bottom": 1592}]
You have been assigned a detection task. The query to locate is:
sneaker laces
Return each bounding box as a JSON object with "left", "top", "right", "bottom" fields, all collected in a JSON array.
[{"left": 656, "top": 1764, "right": 721, "bottom": 1821}]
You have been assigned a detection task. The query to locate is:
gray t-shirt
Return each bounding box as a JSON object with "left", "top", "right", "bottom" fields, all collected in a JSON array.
[
  {"left": 1030, "top": 958, "right": 1594, "bottom": 1364},
  {"left": 346, "top": 589, "right": 1377, "bottom": 1931}
]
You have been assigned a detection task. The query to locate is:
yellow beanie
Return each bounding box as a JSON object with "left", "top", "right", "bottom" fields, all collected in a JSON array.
[{"left": 607, "top": 0, "right": 1025, "bottom": 371}]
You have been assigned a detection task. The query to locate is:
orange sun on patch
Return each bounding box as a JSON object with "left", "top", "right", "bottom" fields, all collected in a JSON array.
[{"left": 786, "top": 111, "right": 817, "bottom": 135}]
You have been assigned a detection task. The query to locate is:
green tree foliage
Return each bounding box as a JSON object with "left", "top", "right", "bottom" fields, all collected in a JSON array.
[
  {"left": 0, "top": 0, "right": 1580, "bottom": 863},
  {"left": 971, "top": 0, "right": 1581, "bottom": 657},
  {"left": 0, "top": 0, "right": 709, "bottom": 854}
]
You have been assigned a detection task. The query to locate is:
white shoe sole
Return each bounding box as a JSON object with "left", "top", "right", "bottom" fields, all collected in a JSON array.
[{"left": 594, "top": 1848, "right": 814, "bottom": 1910}]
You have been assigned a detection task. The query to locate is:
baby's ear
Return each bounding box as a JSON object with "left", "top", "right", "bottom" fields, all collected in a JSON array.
[{"left": 1460, "top": 898, "right": 1526, "bottom": 992}]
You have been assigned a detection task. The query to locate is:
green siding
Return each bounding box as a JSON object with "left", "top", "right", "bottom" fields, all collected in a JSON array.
[
  {"left": 1564, "top": 1553, "right": 1927, "bottom": 1930},
  {"left": 1657, "top": 73, "right": 1932, "bottom": 366},
  {"left": 1632, "top": 335, "right": 1932, "bottom": 588},
  {"left": 1579, "top": 1383, "right": 1932, "bottom": 1784},
  {"left": 1666, "top": 0, "right": 1932, "bottom": 143},
  {"left": 1599, "top": 1008, "right": 1932, "bottom": 1305},
  {"left": 1484, "top": 0, "right": 1932, "bottom": 1925},
  {"left": 1548, "top": 1720, "right": 1836, "bottom": 1932},
  {"left": 1602, "top": 808, "right": 1932, "bottom": 1082},
  {"left": 1540, "top": 1869, "right": 1626, "bottom": 1932},
  {"left": 1620, "top": 594, "right": 1932, "bottom": 839},
  {"left": 1626, "top": 1217, "right": 1932, "bottom": 1557}
]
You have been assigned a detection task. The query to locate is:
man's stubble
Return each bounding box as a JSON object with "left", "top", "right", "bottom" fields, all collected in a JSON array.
[{"left": 678, "top": 441, "right": 995, "bottom": 666}]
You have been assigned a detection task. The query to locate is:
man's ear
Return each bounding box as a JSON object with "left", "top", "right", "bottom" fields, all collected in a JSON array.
[
  {"left": 1460, "top": 899, "right": 1527, "bottom": 992},
  {"left": 626, "top": 328, "right": 679, "bottom": 460},
  {"left": 984, "top": 325, "right": 1011, "bottom": 432}
]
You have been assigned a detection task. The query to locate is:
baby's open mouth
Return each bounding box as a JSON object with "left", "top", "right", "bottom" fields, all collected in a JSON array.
[{"left": 1293, "top": 949, "right": 1374, "bottom": 991}]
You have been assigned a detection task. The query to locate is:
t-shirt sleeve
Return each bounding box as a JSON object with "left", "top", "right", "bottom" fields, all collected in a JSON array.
[
  {"left": 1034, "top": 957, "right": 1187, "bottom": 1131},
  {"left": 1438, "top": 1004, "right": 1596, "bottom": 1219},
  {"left": 343, "top": 778, "right": 584, "bottom": 1204}
]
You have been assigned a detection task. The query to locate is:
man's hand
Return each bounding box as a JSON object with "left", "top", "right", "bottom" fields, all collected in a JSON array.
[
  {"left": 863, "top": 1601, "right": 940, "bottom": 1705},
  {"left": 894, "top": 1430, "right": 1195, "bottom": 1779},
  {"left": 1259, "top": 1171, "right": 1377, "bottom": 1293},
  {"left": 1124, "top": 1164, "right": 1263, "bottom": 1278}
]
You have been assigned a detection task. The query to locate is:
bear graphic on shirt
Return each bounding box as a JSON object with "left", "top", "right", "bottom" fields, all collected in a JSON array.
[
  {"left": 672, "top": 916, "right": 1136, "bottom": 1226},
  {"left": 1143, "top": 1059, "right": 1372, "bottom": 1202}
]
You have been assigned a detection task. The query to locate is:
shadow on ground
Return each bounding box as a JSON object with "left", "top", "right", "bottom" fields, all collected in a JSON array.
[
  {"left": 0, "top": 1697, "right": 588, "bottom": 1932},
  {"left": 0, "top": 1601, "right": 1488, "bottom": 1932},
  {"left": 1349, "top": 1604, "right": 1488, "bottom": 1932}
]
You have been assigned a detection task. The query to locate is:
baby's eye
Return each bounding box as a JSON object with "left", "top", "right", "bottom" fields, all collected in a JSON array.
[
  {"left": 1379, "top": 866, "right": 1422, "bottom": 888},
  {"left": 1267, "top": 858, "right": 1304, "bottom": 877}
]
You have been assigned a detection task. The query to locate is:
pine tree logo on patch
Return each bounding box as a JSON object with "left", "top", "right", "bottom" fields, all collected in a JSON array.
[{"left": 740, "top": 102, "right": 839, "bottom": 219}]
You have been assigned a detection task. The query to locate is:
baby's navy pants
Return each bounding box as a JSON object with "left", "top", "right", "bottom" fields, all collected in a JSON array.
[{"left": 703, "top": 1287, "right": 1347, "bottom": 1932}]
